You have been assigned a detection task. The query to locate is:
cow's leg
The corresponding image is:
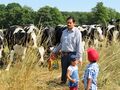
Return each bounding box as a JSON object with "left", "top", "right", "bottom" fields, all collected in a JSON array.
[
  {"left": 38, "top": 46, "right": 45, "bottom": 65},
  {"left": 0, "top": 45, "right": 3, "bottom": 59},
  {"left": 82, "top": 41, "right": 85, "bottom": 52},
  {"left": 31, "top": 32, "right": 37, "bottom": 48},
  {"left": 13, "top": 44, "right": 27, "bottom": 60},
  {"left": 94, "top": 39, "right": 99, "bottom": 48},
  {"left": 5, "top": 50, "right": 15, "bottom": 71},
  {"left": 0, "top": 45, "right": 4, "bottom": 68},
  {"left": 113, "top": 31, "right": 119, "bottom": 43},
  {"left": 22, "top": 47, "right": 27, "bottom": 60}
]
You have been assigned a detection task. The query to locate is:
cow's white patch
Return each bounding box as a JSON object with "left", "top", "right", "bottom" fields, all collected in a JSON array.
[
  {"left": 13, "top": 44, "right": 26, "bottom": 56},
  {"left": 78, "top": 26, "right": 84, "bottom": 31},
  {"left": 38, "top": 46, "right": 45, "bottom": 63},
  {"left": 10, "top": 50, "right": 15, "bottom": 61},
  {"left": 107, "top": 25, "right": 115, "bottom": 31},
  {"left": 113, "top": 31, "right": 119, "bottom": 42},
  {"left": 82, "top": 41, "right": 85, "bottom": 52},
  {"left": 0, "top": 45, "right": 3, "bottom": 58},
  {"left": 31, "top": 31, "right": 37, "bottom": 48},
  {"left": 27, "top": 25, "right": 35, "bottom": 33},
  {"left": 88, "top": 25, "right": 95, "bottom": 34},
  {"left": 0, "top": 50, "right": 2, "bottom": 58},
  {"left": 0, "top": 35, "right": 3, "bottom": 40},
  {"left": 13, "top": 27, "right": 24, "bottom": 34},
  {"left": 97, "top": 27, "right": 104, "bottom": 40},
  {"left": 49, "top": 47, "right": 54, "bottom": 51}
]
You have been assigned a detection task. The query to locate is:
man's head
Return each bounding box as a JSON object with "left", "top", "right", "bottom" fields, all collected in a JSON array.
[{"left": 66, "top": 16, "right": 75, "bottom": 30}]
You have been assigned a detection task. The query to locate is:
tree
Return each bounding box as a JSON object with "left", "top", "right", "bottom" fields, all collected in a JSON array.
[
  {"left": 22, "top": 6, "right": 35, "bottom": 24},
  {"left": 35, "top": 6, "right": 64, "bottom": 27},
  {"left": 92, "top": 2, "right": 109, "bottom": 25},
  {"left": 0, "top": 4, "right": 6, "bottom": 28},
  {"left": 5, "top": 3, "right": 23, "bottom": 27}
]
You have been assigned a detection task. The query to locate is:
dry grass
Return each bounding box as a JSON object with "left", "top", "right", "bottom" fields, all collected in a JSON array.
[{"left": 0, "top": 40, "right": 120, "bottom": 90}]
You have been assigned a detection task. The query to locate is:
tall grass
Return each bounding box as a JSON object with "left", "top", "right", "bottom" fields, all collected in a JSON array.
[{"left": 0, "top": 40, "right": 120, "bottom": 90}]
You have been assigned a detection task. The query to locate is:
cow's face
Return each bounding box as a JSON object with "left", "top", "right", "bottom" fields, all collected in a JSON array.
[
  {"left": 96, "top": 27, "right": 104, "bottom": 41},
  {"left": 89, "top": 25, "right": 104, "bottom": 41},
  {"left": 25, "top": 25, "right": 38, "bottom": 48},
  {"left": 13, "top": 27, "right": 26, "bottom": 45}
]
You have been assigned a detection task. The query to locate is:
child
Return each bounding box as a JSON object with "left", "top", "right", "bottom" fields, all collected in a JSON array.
[
  {"left": 82, "top": 48, "right": 99, "bottom": 90},
  {"left": 67, "top": 55, "right": 79, "bottom": 90}
]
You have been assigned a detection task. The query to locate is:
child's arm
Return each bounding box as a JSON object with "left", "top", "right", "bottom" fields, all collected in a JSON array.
[
  {"left": 86, "top": 78, "right": 92, "bottom": 90},
  {"left": 67, "top": 69, "right": 76, "bottom": 83}
]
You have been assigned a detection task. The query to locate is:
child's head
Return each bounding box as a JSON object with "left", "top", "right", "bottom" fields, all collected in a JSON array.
[
  {"left": 70, "top": 55, "right": 77, "bottom": 66},
  {"left": 87, "top": 48, "right": 99, "bottom": 62}
]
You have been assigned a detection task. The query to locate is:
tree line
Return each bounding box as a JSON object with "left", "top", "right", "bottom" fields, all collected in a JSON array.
[{"left": 0, "top": 2, "right": 120, "bottom": 28}]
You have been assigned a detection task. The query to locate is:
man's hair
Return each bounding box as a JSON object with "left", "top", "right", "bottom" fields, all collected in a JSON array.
[{"left": 66, "top": 16, "right": 75, "bottom": 23}]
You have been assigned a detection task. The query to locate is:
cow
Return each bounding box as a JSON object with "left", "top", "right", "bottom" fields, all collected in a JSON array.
[
  {"left": 105, "top": 24, "right": 119, "bottom": 44},
  {"left": 0, "top": 29, "right": 5, "bottom": 68},
  {"left": 40, "top": 26, "right": 55, "bottom": 47},
  {"left": 4, "top": 25, "right": 27, "bottom": 70},
  {"left": 23, "top": 24, "right": 41, "bottom": 48},
  {"left": 84, "top": 25, "right": 104, "bottom": 48},
  {"left": 40, "top": 25, "right": 67, "bottom": 53},
  {"left": 4, "top": 24, "right": 45, "bottom": 71}
]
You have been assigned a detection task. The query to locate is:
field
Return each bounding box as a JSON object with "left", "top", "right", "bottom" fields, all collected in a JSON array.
[{"left": 0, "top": 41, "right": 120, "bottom": 90}]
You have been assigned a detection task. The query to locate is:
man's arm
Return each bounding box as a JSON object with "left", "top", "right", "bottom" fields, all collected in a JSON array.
[
  {"left": 76, "top": 30, "right": 83, "bottom": 63},
  {"left": 52, "top": 43, "right": 62, "bottom": 54}
]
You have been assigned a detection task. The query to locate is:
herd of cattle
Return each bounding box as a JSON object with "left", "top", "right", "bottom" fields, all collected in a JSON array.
[{"left": 0, "top": 22, "right": 119, "bottom": 71}]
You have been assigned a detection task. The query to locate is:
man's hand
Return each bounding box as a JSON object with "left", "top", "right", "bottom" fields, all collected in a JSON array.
[
  {"left": 49, "top": 52, "right": 56, "bottom": 60},
  {"left": 48, "top": 52, "right": 57, "bottom": 71}
]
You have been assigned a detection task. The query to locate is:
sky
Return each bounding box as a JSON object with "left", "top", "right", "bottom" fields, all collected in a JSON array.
[{"left": 0, "top": 0, "right": 120, "bottom": 12}]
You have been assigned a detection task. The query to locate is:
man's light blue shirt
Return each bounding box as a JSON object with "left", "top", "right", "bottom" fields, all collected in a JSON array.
[
  {"left": 53, "top": 27, "right": 82, "bottom": 60},
  {"left": 83, "top": 62, "right": 99, "bottom": 90}
]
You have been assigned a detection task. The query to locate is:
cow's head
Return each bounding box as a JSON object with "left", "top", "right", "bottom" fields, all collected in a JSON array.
[
  {"left": 24, "top": 24, "right": 39, "bottom": 48},
  {"left": 13, "top": 27, "right": 26, "bottom": 45},
  {"left": 88, "top": 25, "right": 104, "bottom": 41}
]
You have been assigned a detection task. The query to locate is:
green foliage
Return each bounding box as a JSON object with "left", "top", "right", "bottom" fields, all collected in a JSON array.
[
  {"left": 0, "top": 4, "right": 6, "bottom": 28},
  {"left": 0, "top": 2, "right": 120, "bottom": 28},
  {"left": 92, "top": 2, "right": 109, "bottom": 25},
  {"left": 21, "top": 6, "right": 35, "bottom": 24},
  {"left": 35, "top": 6, "right": 64, "bottom": 27}
]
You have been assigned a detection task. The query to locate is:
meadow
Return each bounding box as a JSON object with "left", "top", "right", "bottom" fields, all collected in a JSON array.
[{"left": 0, "top": 40, "right": 120, "bottom": 90}]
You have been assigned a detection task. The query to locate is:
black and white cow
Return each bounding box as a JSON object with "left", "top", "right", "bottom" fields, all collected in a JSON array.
[
  {"left": 40, "top": 25, "right": 67, "bottom": 53},
  {"left": 85, "top": 25, "right": 104, "bottom": 47},
  {"left": 0, "top": 29, "right": 5, "bottom": 67},
  {"left": 4, "top": 25, "right": 27, "bottom": 70},
  {"left": 4, "top": 24, "right": 45, "bottom": 71},
  {"left": 23, "top": 24, "right": 40, "bottom": 48},
  {"left": 105, "top": 24, "right": 119, "bottom": 43}
]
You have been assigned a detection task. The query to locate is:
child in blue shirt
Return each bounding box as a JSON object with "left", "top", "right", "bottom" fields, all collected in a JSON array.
[
  {"left": 67, "top": 55, "right": 79, "bottom": 90},
  {"left": 82, "top": 48, "right": 99, "bottom": 90}
]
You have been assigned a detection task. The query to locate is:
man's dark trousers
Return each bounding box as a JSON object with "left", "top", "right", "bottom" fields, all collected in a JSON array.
[{"left": 61, "top": 52, "right": 76, "bottom": 83}]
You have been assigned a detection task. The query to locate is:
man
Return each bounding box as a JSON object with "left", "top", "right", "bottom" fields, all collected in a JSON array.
[{"left": 52, "top": 16, "right": 83, "bottom": 84}]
